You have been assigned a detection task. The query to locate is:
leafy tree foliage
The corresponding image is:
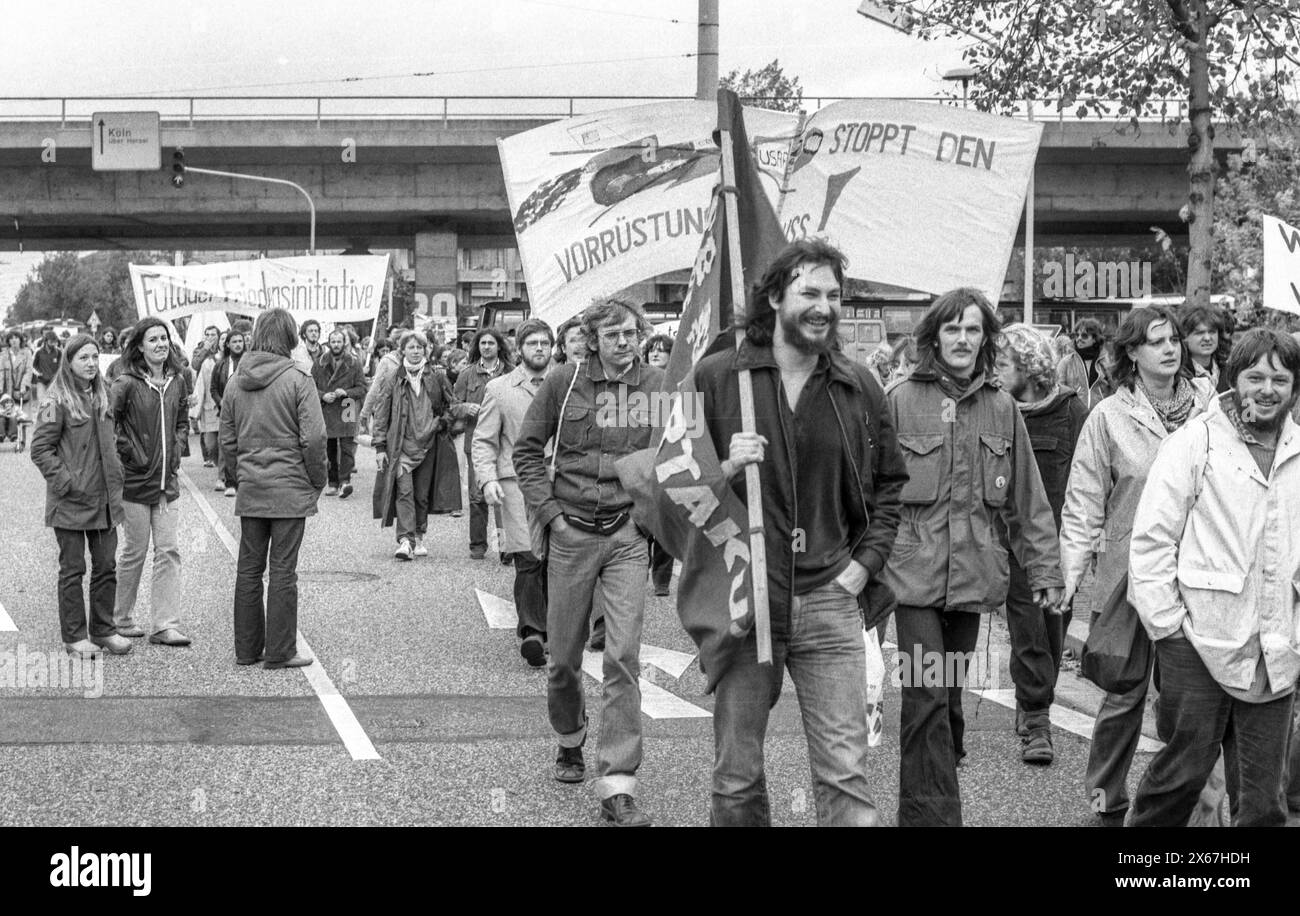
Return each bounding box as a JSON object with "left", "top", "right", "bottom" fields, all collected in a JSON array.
[
  {"left": 1212, "top": 117, "right": 1300, "bottom": 330},
  {"left": 720, "top": 59, "right": 804, "bottom": 112},
  {"left": 8, "top": 251, "right": 156, "bottom": 333},
  {"left": 877, "top": 0, "right": 1300, "bottom": 310}
]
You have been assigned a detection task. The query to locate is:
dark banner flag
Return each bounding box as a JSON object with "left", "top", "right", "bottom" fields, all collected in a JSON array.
[{"left": 618, "top": 88, "right": 790, "bottom": 690}]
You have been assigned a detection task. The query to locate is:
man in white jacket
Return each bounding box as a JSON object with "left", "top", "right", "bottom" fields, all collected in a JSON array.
[{"left": 1129, "top": 329, "right": 1300, "bottom": 827}]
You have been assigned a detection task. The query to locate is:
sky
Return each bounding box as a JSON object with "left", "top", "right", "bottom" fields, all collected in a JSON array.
[
  {"left": 0, "top": 0, "right": 970, "bottom": 100},
  {"left": 0, "top": 1, "right": 972, "bottom": 318}
]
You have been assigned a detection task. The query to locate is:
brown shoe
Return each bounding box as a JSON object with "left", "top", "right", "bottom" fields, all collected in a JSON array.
[
  {"left": 91, "top": 634, "right": 133, "bottom": 655},
  {"left": 149, "top": 628, "right": 193, "bottom": 647},
  {"left": 263, "top": 655, "right": 313, "bottom": 669}
]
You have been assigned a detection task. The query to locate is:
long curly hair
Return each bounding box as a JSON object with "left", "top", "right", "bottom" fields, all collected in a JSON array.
[{"left": 997, "top": 323, "right": 1059, "bottom": 392}]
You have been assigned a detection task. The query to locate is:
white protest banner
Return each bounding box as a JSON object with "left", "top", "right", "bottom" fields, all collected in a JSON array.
[
  {"left": 1262, "top": 214, "right": 1300, "bottom": 317},
  {"left": 129, "top": 255, "right": 390, "bottom": 325},
  {"left": 779, "top": 100, "right": 1042, "bottom": 302},
  {"left": 498, "top": 101, "right": 798, "bottom": 328}
]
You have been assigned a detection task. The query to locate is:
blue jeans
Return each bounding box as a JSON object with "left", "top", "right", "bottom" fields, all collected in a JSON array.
[
  {"left": 711, "top": 582, "right": 881, "bottom": 827},
  {"left": 546, "top": 518, "right": 647, "bottom": 800},
  {"left": 1131, "top": 636, "right": 1294, "bottom": 828}
]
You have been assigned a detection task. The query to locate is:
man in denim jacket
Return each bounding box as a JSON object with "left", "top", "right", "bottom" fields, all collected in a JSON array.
[{"left": 514, "top": 297, "right": 664, "bottom": 827}]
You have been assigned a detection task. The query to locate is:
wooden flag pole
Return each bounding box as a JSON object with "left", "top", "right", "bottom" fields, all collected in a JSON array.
[{"left": 719, "top": 128, "right": 772, "bottom": 665}]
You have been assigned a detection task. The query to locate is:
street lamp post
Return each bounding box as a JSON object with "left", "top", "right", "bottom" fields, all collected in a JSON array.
[{"left": 183, "top": 166, "right": 318, "bottom": 255}]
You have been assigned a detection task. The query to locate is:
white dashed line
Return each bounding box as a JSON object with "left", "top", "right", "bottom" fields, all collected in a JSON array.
[
  {"left": 0, "top": 597, "right": 16, "bottom": 632},
  {"left": 972, "top": 688, "right": 1164, "bottom": 753},
  {"left": 179, "top": 468, "right": 381, "bottom": 762}
]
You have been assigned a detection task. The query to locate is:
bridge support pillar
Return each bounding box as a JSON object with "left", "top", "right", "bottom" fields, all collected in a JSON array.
[{"left": 413, "top": 229, "right": 460, "bottom": 328}]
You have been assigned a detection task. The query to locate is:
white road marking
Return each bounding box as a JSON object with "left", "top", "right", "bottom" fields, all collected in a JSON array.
[
  {"left": 476, "top": 589, "right": 518, "bottom": 630},
  {"left": 580, "top": 650, "right": 711, "bottom": 720},
  {"left": 972, "top": 688, "right": 1164, "bottom": 753},
  {"left": 0, "top": 597, "right": 16, "bottom": 632},
  {"left": 637, "top": 643, "right": 696, "bottom": 679},
  {"left": 179, "top": 468, "right": 381, "bottom": 762}
]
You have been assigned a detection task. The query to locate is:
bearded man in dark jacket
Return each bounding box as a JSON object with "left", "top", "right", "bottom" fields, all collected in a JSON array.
[
  {"left": 693, "top": 239, "right": 909, "bottom": 827},
  {"left": 312, "top": 329, "right": 368, "bottom": 498}
]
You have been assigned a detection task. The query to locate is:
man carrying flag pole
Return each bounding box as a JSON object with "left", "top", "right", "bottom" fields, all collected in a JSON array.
[{"left": 621, "top": 89, "right": 908, "bottom": 826}]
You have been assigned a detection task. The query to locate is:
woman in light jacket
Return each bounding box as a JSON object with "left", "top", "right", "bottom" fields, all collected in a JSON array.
[
  {"left": 29, "top": 335, "right": 127, "bottom": 659},
  {"left": 1058, "top": 305, "right": 1215, "bottom": 825},
  {"left": 190, "top": 346, "right": 221, "bottom": 468}
]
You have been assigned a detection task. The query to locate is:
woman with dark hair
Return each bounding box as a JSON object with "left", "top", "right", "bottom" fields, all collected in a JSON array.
[
  {"left": 98, "top": 327, "right": 119, "bottom": 355},
  {"left": 373, "top": 331, "right": 459, "bottom": 559},
  {"left": 211, "top": 321, "right": 251, "bottom": 495},
  {"left": 642, "top": 333, "right": 672, "bottom": 370},
  {"left": 452, "top": 327, "right": 513, "bottom": 559},
  {"left": 30, "top": 335, "right": 126, "bottom": 659},
  {"left": 1179, "top": 304, "right": 1232, "bottom": 393},
  {"left": 553, "top": 316, "right": 587, "bottom": 365},
  {"left": 1059, "top": 305, "right": 1216, "bottom": 825},
  {"left": 1072, "top": 318, "right": 1106, "bottom": 389},
  {"left": 220, "top": 308, "right": 327, "bottom": 669},
  {"left": 110, "top": 316, "right": 191, "bottom": 648},
  {"left": 639, "top": 331, "right": 675, "bottom": 593}
]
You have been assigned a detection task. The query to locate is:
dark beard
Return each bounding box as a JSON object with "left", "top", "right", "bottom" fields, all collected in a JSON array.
[
  {"left": 779, "top": 310, "right": 837, "bottom": 355},
  {"left": 524, "top": 352, "right": 550, "bottom": 372}
]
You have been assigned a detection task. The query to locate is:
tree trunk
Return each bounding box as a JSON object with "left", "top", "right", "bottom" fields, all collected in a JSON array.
[{"left": 1184, "top": 4, "right": 1214, "bottom": 310}]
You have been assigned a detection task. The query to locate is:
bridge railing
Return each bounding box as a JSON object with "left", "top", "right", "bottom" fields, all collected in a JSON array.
[{"left": 0, "top": 95, "right": 1190, "bottom": 127}]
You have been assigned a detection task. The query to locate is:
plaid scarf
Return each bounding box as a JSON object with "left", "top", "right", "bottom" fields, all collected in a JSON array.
[{"left": 1137, "top": 376, "right": 1195, "bottom": 433}]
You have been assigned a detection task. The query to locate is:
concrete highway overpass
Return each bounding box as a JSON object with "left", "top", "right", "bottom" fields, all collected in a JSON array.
[{"left": 0, "top": 96, "right": 1248, "bottom": 303}]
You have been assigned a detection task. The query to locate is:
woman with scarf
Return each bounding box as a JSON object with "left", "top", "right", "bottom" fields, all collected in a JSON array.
[
  {"left": 372, "top": 331, "right": 460, "bottom": 559},
  {"left": 1059, "top": 305, "right": 1217, "bottom": 825},
  {"left": 30, "top": 334, "right": 126, "bottom": 659}
]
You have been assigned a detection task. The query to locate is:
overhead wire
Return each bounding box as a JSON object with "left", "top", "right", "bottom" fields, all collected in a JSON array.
[{"left": 130, "top": 52, "right": 697, "bottom": 96}]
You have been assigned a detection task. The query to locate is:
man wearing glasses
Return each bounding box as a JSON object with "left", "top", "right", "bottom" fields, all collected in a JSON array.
[{"left": 514, "top": 297, "right": 664, "bottom": 827}]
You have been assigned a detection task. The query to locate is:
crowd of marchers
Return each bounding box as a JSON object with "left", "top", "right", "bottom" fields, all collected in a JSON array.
[{"left": 9, "top": 238, "right": 1300, "bottom": 827}]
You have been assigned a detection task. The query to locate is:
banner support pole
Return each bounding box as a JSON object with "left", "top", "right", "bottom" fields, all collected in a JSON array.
[{"left": 719, "top": 128, "right": 772, "bottom": 666}]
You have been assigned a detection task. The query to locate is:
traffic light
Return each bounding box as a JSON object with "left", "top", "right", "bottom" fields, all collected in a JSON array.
[{"left": 171, "top": 148, "right": 185, "bottom": 188}]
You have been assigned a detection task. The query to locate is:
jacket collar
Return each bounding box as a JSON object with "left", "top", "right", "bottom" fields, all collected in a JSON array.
[
  {"left": 507, "top": 363, "right": 546, "bottom": 390},
  {"left": 1205, "top": 406, "right": 1300, "bottom": 484},
  {"left": 908, "top": 357, "right": 997, "bottom": 400},
  {"left": 731, "top": 336, "right": 862, "bottom": 391},
  {"left": 584, "top": 351, "right": 642, "bottom": 386}
]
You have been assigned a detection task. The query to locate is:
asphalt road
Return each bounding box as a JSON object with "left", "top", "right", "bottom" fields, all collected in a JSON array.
[{"left": 0, "top": 433, "right": 1195, "bottom": 827}]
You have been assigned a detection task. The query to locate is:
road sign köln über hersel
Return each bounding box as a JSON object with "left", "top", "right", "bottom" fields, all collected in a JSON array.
[{"left": 91, "top": 111, "right": 161, "bottom": 171}]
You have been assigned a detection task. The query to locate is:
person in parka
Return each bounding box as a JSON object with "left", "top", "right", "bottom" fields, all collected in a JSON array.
[
  {"left": 993, "top": 324, "right": 1089, "bottom": 765},
  {"left": 882, "top": 288, "right": 1063, "bottom": 827},
  {"left": 372, "top": 330, "right": 459, "bottom": 559},
  {"left": 110, "top": 317, "right": 191, "bottom": 649},
  {"left": 219, "top": 308, "right": 327, "bottom": 669},
  {"left": 312, "top": 328, "right": 368, "bottom": 498},
  {"left": 30, "top": 334, "right": 126, "bottom": 659}
]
